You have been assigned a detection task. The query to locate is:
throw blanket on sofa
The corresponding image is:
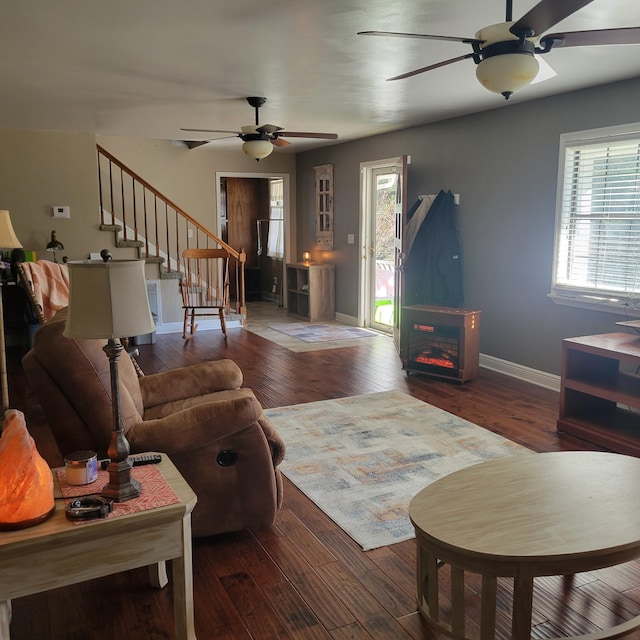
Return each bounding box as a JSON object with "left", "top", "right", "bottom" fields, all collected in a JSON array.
[{"left": 20, "top": 260, "right": 70, "bottom": 321}]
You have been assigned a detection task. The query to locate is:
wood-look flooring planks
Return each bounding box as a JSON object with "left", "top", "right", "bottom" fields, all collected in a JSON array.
[{"left": 7, "top": 301, "right": 640, "bottom": 639}]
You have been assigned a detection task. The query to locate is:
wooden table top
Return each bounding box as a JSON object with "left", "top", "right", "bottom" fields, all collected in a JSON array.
[
  {"left": 409, "top": 451, "right": 640, "bottom": 561},
  {"left": 0, "top": 454, "right": 196, "bottom": 549}
]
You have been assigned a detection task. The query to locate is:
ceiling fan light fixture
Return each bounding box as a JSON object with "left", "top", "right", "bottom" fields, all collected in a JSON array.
[
  {"left": 474, "top": 22, "right": 539, "bottom": 100},
  {"left": 475, "top": 51, "right": 539, "bottom": 99},
  {"left": 242, "top": 138, "right": 273, "bottom": 161}
]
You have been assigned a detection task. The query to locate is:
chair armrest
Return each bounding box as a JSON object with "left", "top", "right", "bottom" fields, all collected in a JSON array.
[
  {"left": 257, "top": 414, "right": 286, "bottom": 467},
  {"left": 127, "top": 395, "right": 260, "bottom": 455},
  {"left": 140, "top": 359, "right": 243, "bottom": 409}
]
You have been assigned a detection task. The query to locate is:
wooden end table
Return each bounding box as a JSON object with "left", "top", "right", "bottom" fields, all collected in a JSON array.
[
  {"left": 0, "top": 453, "right": 197, "bottom": 640},
  {"left": 409, "top": 451, "right": 640, "bottom": 640}
]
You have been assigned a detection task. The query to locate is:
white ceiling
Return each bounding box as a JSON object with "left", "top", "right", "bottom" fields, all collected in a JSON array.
[{"left": 2, "top": 0, "right": 640, "bottom": 154}]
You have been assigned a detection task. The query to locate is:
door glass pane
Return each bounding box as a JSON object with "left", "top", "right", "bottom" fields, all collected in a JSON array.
[{"left": 374, "top": 172, "right": 397, "bottom": 328}]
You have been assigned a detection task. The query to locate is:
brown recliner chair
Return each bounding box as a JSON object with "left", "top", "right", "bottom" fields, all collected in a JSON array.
[{"left": 22, "top": 308, "right": 285, "bottom": 538}]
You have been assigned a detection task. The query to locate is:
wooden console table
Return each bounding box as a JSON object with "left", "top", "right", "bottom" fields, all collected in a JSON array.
[
  {"left": 286, "top": 262, "right": 335, "bottom": 321},
  {"left": 558, "top": 332, "right": 640, "bottom": 455},
  {"left": 0, "top": 454, "right": 197, "bottom": 640},
  {"left": 410, "top": 451, "right": 640, "bottom": 639}
]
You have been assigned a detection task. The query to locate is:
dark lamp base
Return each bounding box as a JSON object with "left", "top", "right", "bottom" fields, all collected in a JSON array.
[{"left": 101, "top": 460, "right": 141, "bottom": 502}]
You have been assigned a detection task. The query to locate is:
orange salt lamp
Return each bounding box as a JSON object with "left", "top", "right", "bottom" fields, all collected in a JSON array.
[{"left": 0, "top": 409, "right": 55, "bottom": 529}]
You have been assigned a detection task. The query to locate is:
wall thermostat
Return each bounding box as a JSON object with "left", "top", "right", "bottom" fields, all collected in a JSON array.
[{"left": 51, "top": 205, "right": 70, "bottom": 219}]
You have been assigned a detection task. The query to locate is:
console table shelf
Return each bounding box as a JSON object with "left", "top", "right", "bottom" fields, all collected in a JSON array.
[
  {"left": 286, "top": 263, "right": 334, "bottom": 322},
  {"left": 558, "top": 332, "right": 640, "bottom": 456}
]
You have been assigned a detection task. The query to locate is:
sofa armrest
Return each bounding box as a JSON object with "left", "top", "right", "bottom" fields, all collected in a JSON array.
[
  {"left": 139, "top": 359, "right": 243, "bottom": 409},
  {"left": 126, "top": 394, "right": 260, "bottom": 455}
]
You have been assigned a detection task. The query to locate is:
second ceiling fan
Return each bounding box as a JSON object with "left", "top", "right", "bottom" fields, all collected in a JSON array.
[
  {"left": 358, "top": 0, "right": 640, "bottom": 100},
  {"left": 181, "top": 97, "right": 338, "bottom": 160}
]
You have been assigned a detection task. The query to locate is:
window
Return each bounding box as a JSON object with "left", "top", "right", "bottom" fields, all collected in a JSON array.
[
  {"left": 551, "top": 123, "right": 640, "bottom": 313},
  {"left": 267, "top": 178, "right": 284, "bottom": 259},
  {"left": 314, "top": 164, "right": 334, "bottom": 249}
]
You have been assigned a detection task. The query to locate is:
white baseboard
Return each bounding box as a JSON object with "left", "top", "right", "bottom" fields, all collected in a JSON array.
[
  {"left": 155, "top": 318, "right": 243, "bottom": 335},
  {"left": 479, "top": 354, "right": 560, "bottom": 392},
  {"left": 336, "top": 312, "right": 357, "bottom": 326}
]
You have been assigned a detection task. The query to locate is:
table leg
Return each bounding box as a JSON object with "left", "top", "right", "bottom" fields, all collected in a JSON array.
[
  {"left": 0, "top": 600, "right": 11, "bottom": 640},
  {"left": 172, "top": 517, "right": 196, "bottom": 640},
  {"left": 451, "top": 566, "right": 465, "bottom": 636},
  {"left": 512, "top": 572, "right": 534, "bottom": 640},
  {"left": 480, "top": 575, "right": 497, "bottom": 640},
  {"left": 426, "top": 550, "right": 440, "bottom": 622},
  {"left": 415, "top": 535, "right": 425, "bottom": 605},
  {"left": 149, "top": 561, "right": 168, "bottom": 589}
]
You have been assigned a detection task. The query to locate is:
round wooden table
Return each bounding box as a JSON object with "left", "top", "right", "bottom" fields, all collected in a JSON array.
[{"left": 409, "top": 451, "right": 640, "bottom": 640}]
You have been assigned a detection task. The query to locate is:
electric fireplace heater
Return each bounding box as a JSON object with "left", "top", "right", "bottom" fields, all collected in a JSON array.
[{"left": 401, "top": 305, "right": 481, "bottom": 382}]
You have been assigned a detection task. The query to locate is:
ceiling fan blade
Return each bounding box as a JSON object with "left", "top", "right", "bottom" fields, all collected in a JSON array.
[
  {"left": 540, "top": 26, "right": 640, "bottom": 48},
  {"left": 510, "top": 0, "right": 594, "bottom": 37},
  {"left": 387, "top": 53, "right": 475, "bottom": 81},
  {"left": 358, "top": 30, "right": 483, "bottom": 45},
  {"left": 271, "top": 138, "right": 291, "bottom": 147},
  {"left": 279, "top": 131, "right": 338, "bottom": 140},
  {"left": 180, "top": 128, "right": 240, "bottom": 135},
  {"left": 183, "top": 140, "right": 210, "bottom": 150},
  {"left": 257, "top": 123, "right": 283, "bottom": 135}
]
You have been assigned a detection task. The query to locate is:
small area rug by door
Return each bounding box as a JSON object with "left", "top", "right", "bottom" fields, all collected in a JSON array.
[
  {"left": 269, "top": 323, "right": 376, "bottom": 342},
  {"left": 265, "top": 390, "right": 531, "bottom": 551}
]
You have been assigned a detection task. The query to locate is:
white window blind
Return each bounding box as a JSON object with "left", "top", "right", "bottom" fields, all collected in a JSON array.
[{"left": 552, "top": 124, "right": 640, "bottom": 309}]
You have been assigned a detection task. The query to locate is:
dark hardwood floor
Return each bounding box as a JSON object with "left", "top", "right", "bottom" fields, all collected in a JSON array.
[{"left": 7, "top": 302, "right": 640, "bottom": 639}]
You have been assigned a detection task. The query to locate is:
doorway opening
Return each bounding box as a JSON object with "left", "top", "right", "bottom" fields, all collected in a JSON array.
[
  {"left": 216, "top": 171, "right": 293, "bottom": 310},
  {"left": 360, "top": 159, "right": 401, "bottom": 333}
]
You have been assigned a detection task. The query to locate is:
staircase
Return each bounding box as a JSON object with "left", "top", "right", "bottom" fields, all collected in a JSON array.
[{"left": 96, "top": 144, "right": 247, "bottom": 322}]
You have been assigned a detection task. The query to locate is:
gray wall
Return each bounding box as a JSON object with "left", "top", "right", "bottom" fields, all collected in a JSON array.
[{"left": 296, "top": 77, "right": 640, "bottom": 376}]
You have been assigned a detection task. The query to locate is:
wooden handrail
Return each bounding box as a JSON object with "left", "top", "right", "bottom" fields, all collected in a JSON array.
[
  {"left": 96, "top": 144, "right": 240, "bottom": 260},
  {"left": 96, "top": 144, "right": 247, "bottom": 320}
]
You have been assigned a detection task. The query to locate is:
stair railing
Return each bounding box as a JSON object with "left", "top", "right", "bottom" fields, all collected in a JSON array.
[{"left": 96, "top": 144, "right": 246, "bottom": 318}]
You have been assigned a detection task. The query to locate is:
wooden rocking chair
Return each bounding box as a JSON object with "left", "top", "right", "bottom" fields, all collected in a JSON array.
[{"left": 180, "top": 248, "right": 231, "bottom": 340}]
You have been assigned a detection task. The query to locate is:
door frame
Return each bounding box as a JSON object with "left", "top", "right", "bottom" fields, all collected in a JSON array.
[
  {"left": 215, "top": 171, "right": 294, "bottom": 304},
  {"left": 358, "top": 157, "right": 403, "bottom": 328}
]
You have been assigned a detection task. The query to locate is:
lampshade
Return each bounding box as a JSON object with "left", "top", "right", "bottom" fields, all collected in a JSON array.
[
  {"left": 64, "top": 260, "right": 156, "bottom": 340},
  {"left": 475, "top": 53, "right": 539, "bottom": 98},
  {"left": 0, "top": 210, "right": 23, "bottom": 249},
  {"left": 242, "top": 139, "right": 273, "bottom": 160}
]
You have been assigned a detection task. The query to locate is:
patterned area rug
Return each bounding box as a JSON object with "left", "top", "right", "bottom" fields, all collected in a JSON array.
[
  {"left": 245, "top": 321, "right": 388, "bottom": 352},
  {"left": 265, "top": 390, "right": 532, "bottom": 550},
  {"left": 269, "top": 323, "right": 376, "bottom": 342}
]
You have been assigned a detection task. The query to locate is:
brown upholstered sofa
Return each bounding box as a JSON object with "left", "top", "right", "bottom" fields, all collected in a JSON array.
[{"left": 22, "top": 308, "right": 285, "bottom": 538}]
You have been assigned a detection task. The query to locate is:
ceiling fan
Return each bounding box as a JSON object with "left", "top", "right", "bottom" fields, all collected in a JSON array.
[
  {"left": 181, "top": 97, "right": 338, "bottom": 160},
  {"left": 358, "top": 0, "right": 640, "bottom": 100}
]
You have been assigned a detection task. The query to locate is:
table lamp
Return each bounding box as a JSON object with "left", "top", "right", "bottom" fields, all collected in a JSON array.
[
  {"left": 64, "top": 259, "right": 155, "bottom": 502},
  {"left": 0, "top": 210, "right": 23, "bottom": 416},
  {"left": 0, "top": 409, "right": 55, "bottom": 529},
  {"left": 46, "top": 230, "right": 64, "bottom": 263}
]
